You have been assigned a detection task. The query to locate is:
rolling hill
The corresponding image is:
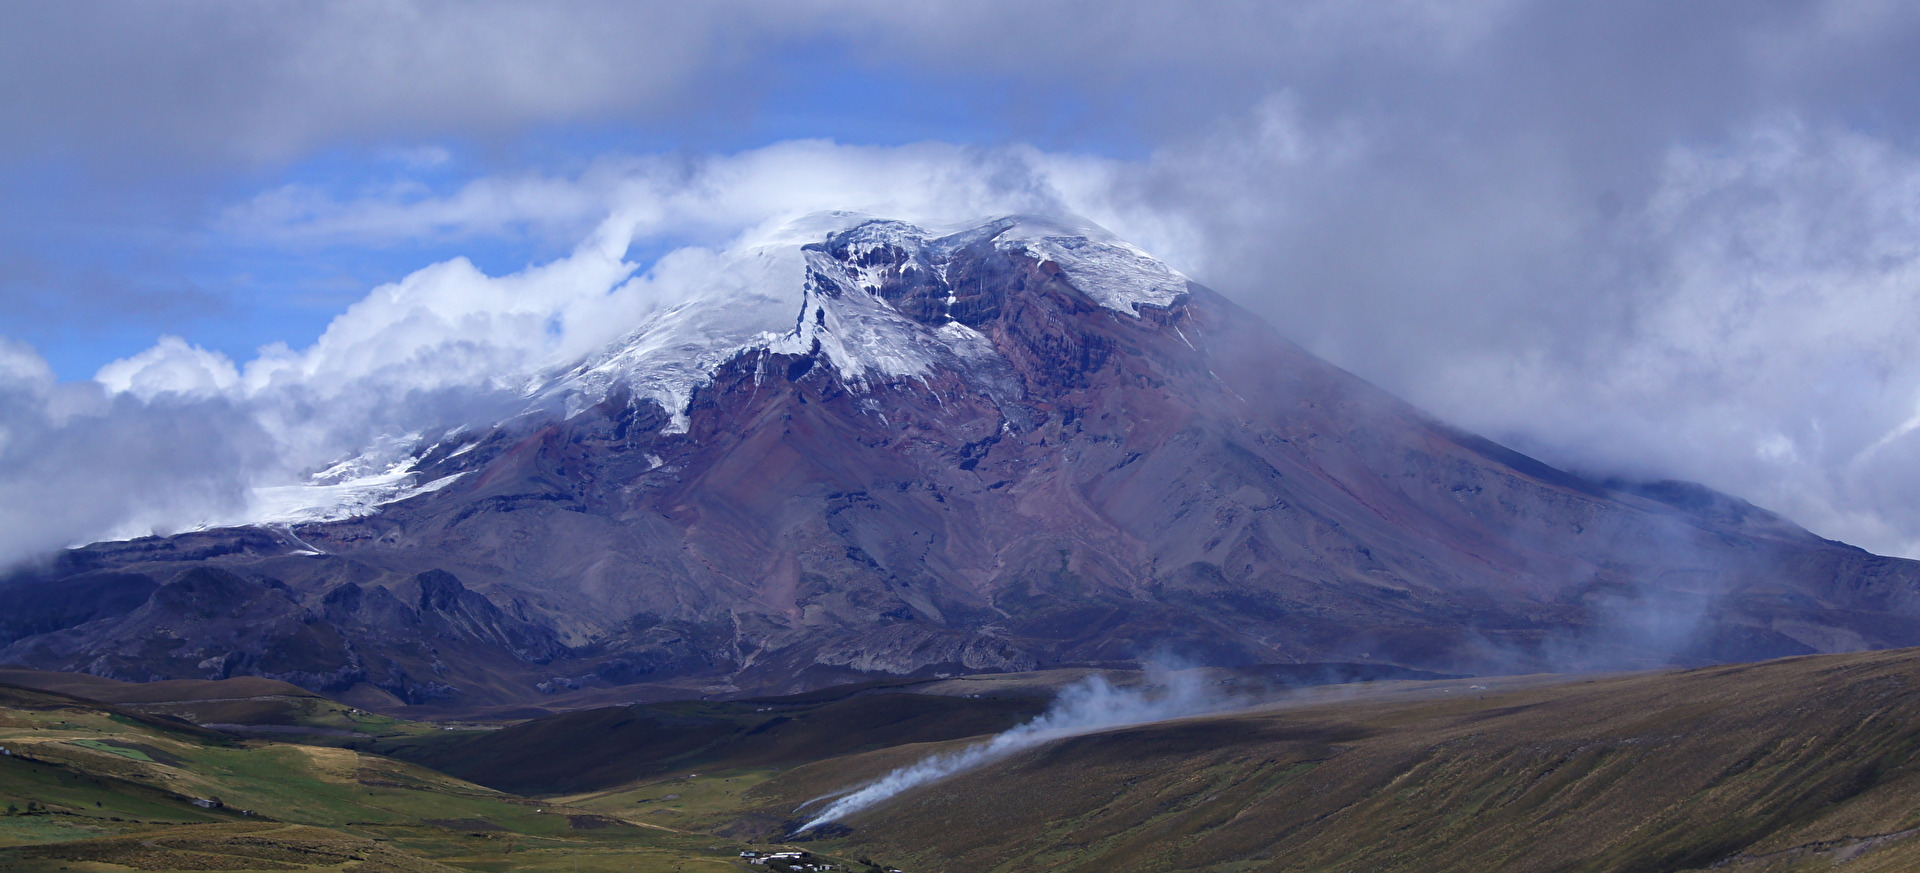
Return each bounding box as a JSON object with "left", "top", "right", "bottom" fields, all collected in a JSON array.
[
  {"left": 693, "top": 647, "right": 1920, "bottom": 872},
  {"left": 0, "top": 681, "right": 770, "bottom": 871},
  {"left": 10, "top": 648, "right": 1920, "bottom": 870}
]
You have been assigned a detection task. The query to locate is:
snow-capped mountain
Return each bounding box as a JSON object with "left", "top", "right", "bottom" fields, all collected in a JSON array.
[
  {"left": 7, "top": 215, "right": 1920, "bottom": 711},
  {"left": 245, "top": 214, "right": 1188, "bottom": 523},
  {"left": 535, "top": 214, "right": 1181, "bottom": 427}
]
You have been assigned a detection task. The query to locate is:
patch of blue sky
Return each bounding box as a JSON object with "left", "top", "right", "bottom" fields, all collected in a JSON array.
[{"left": 5, "top": 46, "right": 1153, "bottom": 383}]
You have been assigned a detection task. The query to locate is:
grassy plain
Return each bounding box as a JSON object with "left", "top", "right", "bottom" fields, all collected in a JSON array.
[
  {"left": 12, "top": 649, "right": 1920, "bottom": 871},
  {"left": 0, "top": 684, "right": 778, "bottom": 872}
]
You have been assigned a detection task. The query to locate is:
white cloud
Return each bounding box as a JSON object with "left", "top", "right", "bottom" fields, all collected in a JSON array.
[
  {"left": 42, "top": 120, "right": 1920, "bottom": 563},
  {"left": 14, "top": 1, "right": 1920, "bottom": 566},
  {"left": 94, "top": 337, "right": 240, "bottom": 400},
  {"left": 221, "top": 141, "right": 1076, "bottom": 249},
  {"left": 0, "top": 1, "right": 1532, "bottom": 164},
  {"left": 1383, "top": 119, "right": 1920, "bottom": 556},
  {"left": 0, "top": 141, "right": 1078, "bottom": 565},
  {"left": 0, "top": 340, "right": 272, "bottom": 563},
  {"left": 0, "top": 338, "right": 55, "bottom": 394}
]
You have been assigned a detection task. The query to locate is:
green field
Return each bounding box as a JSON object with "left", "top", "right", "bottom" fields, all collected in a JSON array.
[
  {"left": 0, "top": 683, "right": 823, "bottom": 871},
  {"left": 10, "top": 649, "right": 1920, "bottom": 871}
]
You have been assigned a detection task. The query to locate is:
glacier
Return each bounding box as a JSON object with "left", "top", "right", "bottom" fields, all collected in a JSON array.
[{"left": 239, "top": 213, "right": 1193, "bottom": 528}]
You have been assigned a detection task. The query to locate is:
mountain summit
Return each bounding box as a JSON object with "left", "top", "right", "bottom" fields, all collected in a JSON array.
[{"left": 7, "top": 215, "right": 1920, "bottom": 710}]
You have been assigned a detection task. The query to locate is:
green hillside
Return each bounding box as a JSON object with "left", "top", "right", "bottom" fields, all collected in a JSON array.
[
  {"left": 0, "top": 683, "right": 770, "bottom": 871},
  {"left": 12, "top": 648, "right": 1920, "bottom": 871},
  {"left": 700, "top": 649, "right": 1920, "bottom": 872},
  {"left": 402, "top": 688, "right": 1048, "bottom": 795}
]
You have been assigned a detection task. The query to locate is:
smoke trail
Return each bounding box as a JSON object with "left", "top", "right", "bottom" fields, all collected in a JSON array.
[{"left": 793, "top": 665, "right": 1237, "bottom": 833}]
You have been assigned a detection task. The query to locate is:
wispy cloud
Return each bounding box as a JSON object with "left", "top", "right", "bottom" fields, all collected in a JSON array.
[{"left": 11, "top": 2, "right": 1920, "bottom": 566}]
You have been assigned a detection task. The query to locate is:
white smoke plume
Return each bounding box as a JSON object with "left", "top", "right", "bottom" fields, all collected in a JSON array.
[{"left": 794, "top": 666, "right": 1238, "bottom": 833}]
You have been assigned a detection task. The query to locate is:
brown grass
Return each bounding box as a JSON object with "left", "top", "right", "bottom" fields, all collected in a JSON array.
[
  {"left": 723, "top": 649, "right": 1920, "bottom": 872},
  {"left": 0, "top": 822, "right": 465, "bottom": 871}
]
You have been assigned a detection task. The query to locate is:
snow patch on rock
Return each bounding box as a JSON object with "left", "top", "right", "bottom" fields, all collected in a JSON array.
[
  {"left": 240, "top": 437, "right": 470, "bottom": 526},
  {"left": 989, "top": 216, "right": 1192, "bottom": 315},
  {"left": 235, "top": 213, "right": 1185, "bottom": 526}
]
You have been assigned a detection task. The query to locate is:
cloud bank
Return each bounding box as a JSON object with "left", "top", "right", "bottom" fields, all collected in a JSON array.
[
  {"left": 10, "top": 2, "right": 1920, "bottom": 565},
  {"left": 0, "top": 143, "right": 1094, "bottom": 565}
]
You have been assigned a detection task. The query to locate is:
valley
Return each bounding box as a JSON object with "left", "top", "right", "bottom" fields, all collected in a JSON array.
[
  {"left": 0, "top": 679, "right": 765, "bottom": 871},
  {"left": 10, "top": 7, "right": 1920, "bottom": 873},
  {"left": 7, "top": 648, "right": 1920, "bottom": 871},
  {"left": 5, "top": 219, "right": 1920, "bottom": 873}
]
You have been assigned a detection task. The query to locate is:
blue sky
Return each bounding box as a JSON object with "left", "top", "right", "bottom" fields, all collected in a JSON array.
[
  {"left": 13, "top": 1, "right": 1920, "bottom": 562},
  {"left": 3, "top": 35, "right": 1130, "bottom": 380}
]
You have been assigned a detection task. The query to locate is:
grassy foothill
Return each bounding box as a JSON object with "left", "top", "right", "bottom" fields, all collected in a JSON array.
[
  {"left": 719, "top": 650, "right": 1920, "bottom": 872},
  {"left": 0, "top": 683, "right": 782, "bottom": 871},
  {"left": 11, "top": 648, "right": 1920, "bottom": 871}
]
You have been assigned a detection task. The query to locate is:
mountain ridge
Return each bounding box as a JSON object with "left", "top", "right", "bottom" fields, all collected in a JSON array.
[{"left": 5, "top": 214, "right": 1920, "bottom": 711}]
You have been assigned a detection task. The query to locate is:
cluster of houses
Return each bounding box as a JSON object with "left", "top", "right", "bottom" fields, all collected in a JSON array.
[
  {"left": 741, "top": 850, "right": 823, "bottom": 869},
  {"left": 738, "top": 850, "right": 901, "bottom": 872},
  {"left": 740, "top": 851, "right": 832, "bottom": 869}
]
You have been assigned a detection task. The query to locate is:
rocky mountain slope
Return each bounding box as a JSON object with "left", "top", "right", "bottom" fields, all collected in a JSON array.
[{"left": 5, "top": 214, "right": 1920, "bottom": 710}]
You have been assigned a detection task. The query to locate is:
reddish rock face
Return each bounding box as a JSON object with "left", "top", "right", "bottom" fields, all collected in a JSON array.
[{"left": 7, "top": 217, "right": 1920, "bottom": 708}]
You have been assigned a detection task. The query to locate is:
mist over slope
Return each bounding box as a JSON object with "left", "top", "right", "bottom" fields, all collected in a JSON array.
[{"left": 4, "top": 214, "right": 1920, "bottom": 710}]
